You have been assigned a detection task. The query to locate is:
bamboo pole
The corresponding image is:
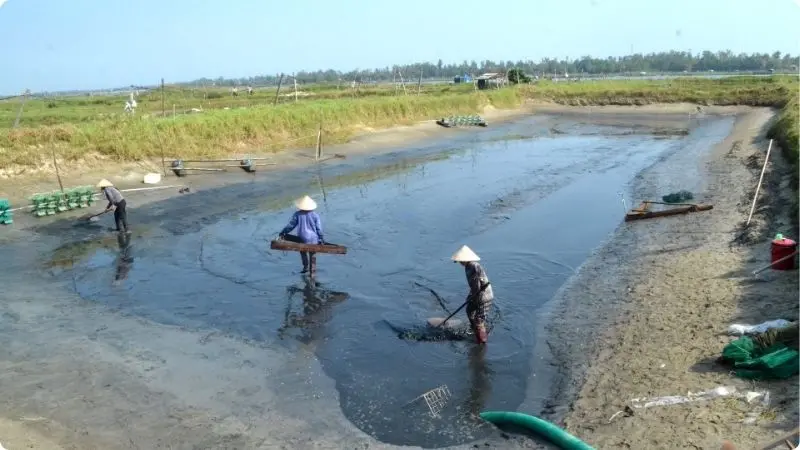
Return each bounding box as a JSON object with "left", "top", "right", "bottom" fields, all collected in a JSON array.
[
  {"left": 50, "top": 144, "right": 65, "bottom": 194},
  {"left": 293, "top": 73, "right": 298, "bottom": 103},
  {"left": 160, "top": 79, "right": 167, "bottom": 177},
  {"left": 746, "top": 139, "right": 773, "bottom": 227},
  {"left": 13, "top": 89, "right": 30, "bottom": 128},
  {"left": 273, "top": 73, "right": 284, "bottom": 105},
  {"left": 316, "top": 123, "right": 323, "bottom": 160}
]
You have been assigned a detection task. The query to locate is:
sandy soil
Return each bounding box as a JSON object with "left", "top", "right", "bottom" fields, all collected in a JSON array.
[{"left": 542, "top": 106, "right": 799, "bottom": 449}]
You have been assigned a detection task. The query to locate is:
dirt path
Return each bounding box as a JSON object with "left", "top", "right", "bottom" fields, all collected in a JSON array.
[{"left": 548, "top": 107, "right": 798, "bottom": 449}]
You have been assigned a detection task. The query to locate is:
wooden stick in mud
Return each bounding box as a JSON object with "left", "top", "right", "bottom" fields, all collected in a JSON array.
[
  {"left": 756, "top": 426, "right": 799, "bottom": 450},
  {"left": 625, "top": 204, "right": 713, "bottom": 222},
  {"left": 50, "top": 144, "right": 65, "bottom": 194},
  {"left": 293, "top": 73, "right": 298, "bottom": 103},
  {"left": 13, "top": 89, "right": 30, "bottom": 128},
  {"left": 746, "top": 139, "right": 773, "bottom": 227},
  {"left": 316, "top": 123, "right": 323, "bottom": 160}
]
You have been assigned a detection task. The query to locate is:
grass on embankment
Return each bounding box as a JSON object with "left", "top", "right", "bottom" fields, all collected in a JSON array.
[
  {"left": 0, "top": 89, "right": 519, "bottom": 167},
  {"left": 0, "top": 77, "right": 796, "bottom": 176}
]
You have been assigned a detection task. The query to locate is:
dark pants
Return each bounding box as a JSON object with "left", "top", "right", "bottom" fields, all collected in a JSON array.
[
  {"left": 114, "top": 199, "right": 128, "bottom": 232},
  {"left": 283, "top": 234, "right": 317, "bottom": 273},
  {"left": 466, "top": 300, "right": 490, "bottom": 344}
]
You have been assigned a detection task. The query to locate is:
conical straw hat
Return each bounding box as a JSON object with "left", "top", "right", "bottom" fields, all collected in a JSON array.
[
  {"left": 451, "top": 245, "right": 480, "bottom": 262},
  {"left": 96, "top": 179, "right": 113, "bottom": 188},
  {"left": 294, "top": 195, "right": 317, "bottom": 211}
]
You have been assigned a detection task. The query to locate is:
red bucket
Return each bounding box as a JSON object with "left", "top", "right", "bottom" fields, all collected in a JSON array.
[{"left": 771, "top": 237, "right": 798, "bottom": 271}]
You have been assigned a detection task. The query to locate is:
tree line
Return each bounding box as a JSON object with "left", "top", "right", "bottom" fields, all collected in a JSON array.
[{"left": 186, "top": 50, "right": 798, "bottom": 87}]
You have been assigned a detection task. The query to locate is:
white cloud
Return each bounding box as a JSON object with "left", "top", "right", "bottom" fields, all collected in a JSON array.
[{"left": 0, "top": 0, "right": 7, "bottom": 8}]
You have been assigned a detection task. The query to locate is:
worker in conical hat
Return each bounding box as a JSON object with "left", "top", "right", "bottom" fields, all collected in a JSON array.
[
  {"left": 451, "top": 245, "right": 494, "bottom": 344},
  {"left": 96, "top": 179, "right": 129, "bottom": 233},
  {"left": 279, "top": 195, "right": 325, "bottom": 274}
]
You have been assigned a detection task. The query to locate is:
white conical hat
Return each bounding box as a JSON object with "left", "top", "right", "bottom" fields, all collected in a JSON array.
[
  {"left": 451, "top": 245, "right": 480, "bottom": 262},
  {"left": 96, "top": 179, "right": 113, "bottom": 188},
  {"left": 294, "top": 195, "right": 317, "bottom": 211}
]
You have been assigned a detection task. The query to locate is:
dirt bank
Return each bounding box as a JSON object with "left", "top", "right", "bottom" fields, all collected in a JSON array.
[
  {"left": 543, "top": 106, "right": 798, "bottom": 449},
  {"left": 0, "top": 102, "right": 709, "bottom": 213},
  {"left": 0, "top": 105, "right": 530, "bottom": 205}
]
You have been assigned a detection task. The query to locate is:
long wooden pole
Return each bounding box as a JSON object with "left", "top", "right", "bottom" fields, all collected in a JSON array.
[
  {"left": 13, "top": 89, "right": 29, "bottom": 128},
  {"left": 752, "top": 251, "right": 798, "bottom": 276},
  {"left": 746, "top": 139, "right": 773, "bottom": 227},
  {"left": 50, "top": 144, "right": 65, "bottom": 194},
  {"left": 273, "top": 73, "right": 284, "bottom": 105},
  {"left": 315, "top": 123, "right": 322, "bottom": 160},
  {"left": 160, "top": 78, "right": 167, "bottom": 176},
  {"left": 160, "top": 78, "right": 165, "bottom": 117},
  {"left": 293, "top": 73, "right": 298, "bottom": 103}
]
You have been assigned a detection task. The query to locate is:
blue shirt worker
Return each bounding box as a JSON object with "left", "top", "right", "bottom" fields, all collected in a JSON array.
[
  {"left": 280, "top": 195, "right": 325, "bottom": 274},
  {"left": 97, "top": 179, "right": 129, "bottom": 233},
  {"left": 451, "top": 245, "right": 493, "bottom": 344}
]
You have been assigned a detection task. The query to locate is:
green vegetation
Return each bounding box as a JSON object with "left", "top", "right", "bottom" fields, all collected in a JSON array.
[
  {"left": 152, "top": 50, "right": 799, "bottom": 86},
  {"left": 0, "top": 76, "right": 796, "bottom": 180}
]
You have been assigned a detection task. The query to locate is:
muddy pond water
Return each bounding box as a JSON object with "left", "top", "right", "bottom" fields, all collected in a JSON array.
[{"left": 11, "top": 114, "right": 734, "bottom": 448}]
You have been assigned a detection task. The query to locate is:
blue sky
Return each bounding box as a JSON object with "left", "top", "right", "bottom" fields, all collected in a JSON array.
[{"left": 0, "top": 0, "right": 798, "bottom": 94}]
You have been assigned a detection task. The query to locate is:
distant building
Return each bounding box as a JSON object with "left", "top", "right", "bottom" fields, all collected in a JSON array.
[
  {"left": 453, "top": 74, "right": 473, "bottom": 84},
  {"left": 475, "top": 73, "right": 507, "bottom": 90}
]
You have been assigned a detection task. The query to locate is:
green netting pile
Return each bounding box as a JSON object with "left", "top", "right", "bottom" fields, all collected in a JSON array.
[
  {"left": 30, "top": 186, "right": 95, "bottom": 217},
  {"left": 661, "top": 190, "right": 694, "bottom": 203},
  {"left": 0, "top": 199, "right": 12, "bottom": 225},
  {"left": 721, "top": 324, "right": 799, "bottom": 380}
]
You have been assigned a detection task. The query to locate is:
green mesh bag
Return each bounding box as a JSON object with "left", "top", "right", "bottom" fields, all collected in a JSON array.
[{"left": 722, "top": 336, "right": 800, "bottom": 380}]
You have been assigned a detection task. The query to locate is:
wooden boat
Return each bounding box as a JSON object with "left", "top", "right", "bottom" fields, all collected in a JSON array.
[{"left": 269, "top": 238, "right": 347, "bottom": 255}]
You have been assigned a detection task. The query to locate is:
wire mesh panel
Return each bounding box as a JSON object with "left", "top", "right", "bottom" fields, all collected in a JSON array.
[
  {"left": 403, "top": 385, "right": 451, "bottom": 418},
  {"left": 422, "top": 385, "right": 451, "bottom": 417}
]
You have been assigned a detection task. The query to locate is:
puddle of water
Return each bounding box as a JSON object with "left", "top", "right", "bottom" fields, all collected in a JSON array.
[{"left": 3, "top": 115, "right": 735, "bottom": 448}]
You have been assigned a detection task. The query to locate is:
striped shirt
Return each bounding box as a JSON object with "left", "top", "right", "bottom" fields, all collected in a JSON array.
[{"left": 464, "top": 261, "right": 493, "bottom": 306}]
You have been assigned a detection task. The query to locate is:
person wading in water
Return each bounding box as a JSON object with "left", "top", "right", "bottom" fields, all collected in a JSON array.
[
  {"left": 97, "top": 179, "right": 129, "bottom": 233},
  {"left": 451, "top": 245, "right": 493, "bottom": 344},
  {"left": 279, "top": 195, "right": 325, "bottom": 274}
]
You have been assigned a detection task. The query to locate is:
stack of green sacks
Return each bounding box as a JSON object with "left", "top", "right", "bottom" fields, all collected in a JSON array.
[
  {"left": 443, "top": 115, "right": 486, "bottom": 127},
  {"left": 0, "top": 198, "right": 12, "bottom": 225},
  {"left": 31, "top": 186, "right": 95, "bottom": 217},
  {"left": 69, "top": 186, "right": 95, "bottom": 209}
]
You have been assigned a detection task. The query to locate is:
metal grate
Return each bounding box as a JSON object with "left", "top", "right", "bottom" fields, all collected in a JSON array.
[{"left": 404, "top": 385, "right": 451, "bottom": 417}]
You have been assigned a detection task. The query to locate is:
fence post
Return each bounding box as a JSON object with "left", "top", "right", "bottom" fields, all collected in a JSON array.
[{"left": 316, "top": 124, "right": 323, "bottom": 160}]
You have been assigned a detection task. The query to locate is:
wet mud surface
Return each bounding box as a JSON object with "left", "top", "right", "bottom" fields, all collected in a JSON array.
[{"left": 1, "top": 113, "right": 735, "bottom": 448}]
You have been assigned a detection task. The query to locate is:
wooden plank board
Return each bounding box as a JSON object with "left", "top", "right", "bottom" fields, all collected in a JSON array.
[
  {"left": 625, "top": 204, "right": 713, "bottom": 222},
  {"left": 270, "top": 239, "right": 347, "bottom": 255}
]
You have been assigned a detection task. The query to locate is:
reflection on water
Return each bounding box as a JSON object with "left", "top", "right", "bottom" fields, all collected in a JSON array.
[
  {"left": 113, "top": 232, "right": 134, "bottom": 284},
  {"left": 465, "top": 344, "right": 490, "bottom": 417},
  {"left": 278, "top": 277, "right": 349, "bottom": 345}
]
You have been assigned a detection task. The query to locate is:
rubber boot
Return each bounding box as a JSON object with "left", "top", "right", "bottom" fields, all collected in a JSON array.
[
  {"left": 309, "top": 253, "right": 317, "bottom": 275},
  {"left": 300, "top": 252, "right": 309, "bottom": 274}
]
